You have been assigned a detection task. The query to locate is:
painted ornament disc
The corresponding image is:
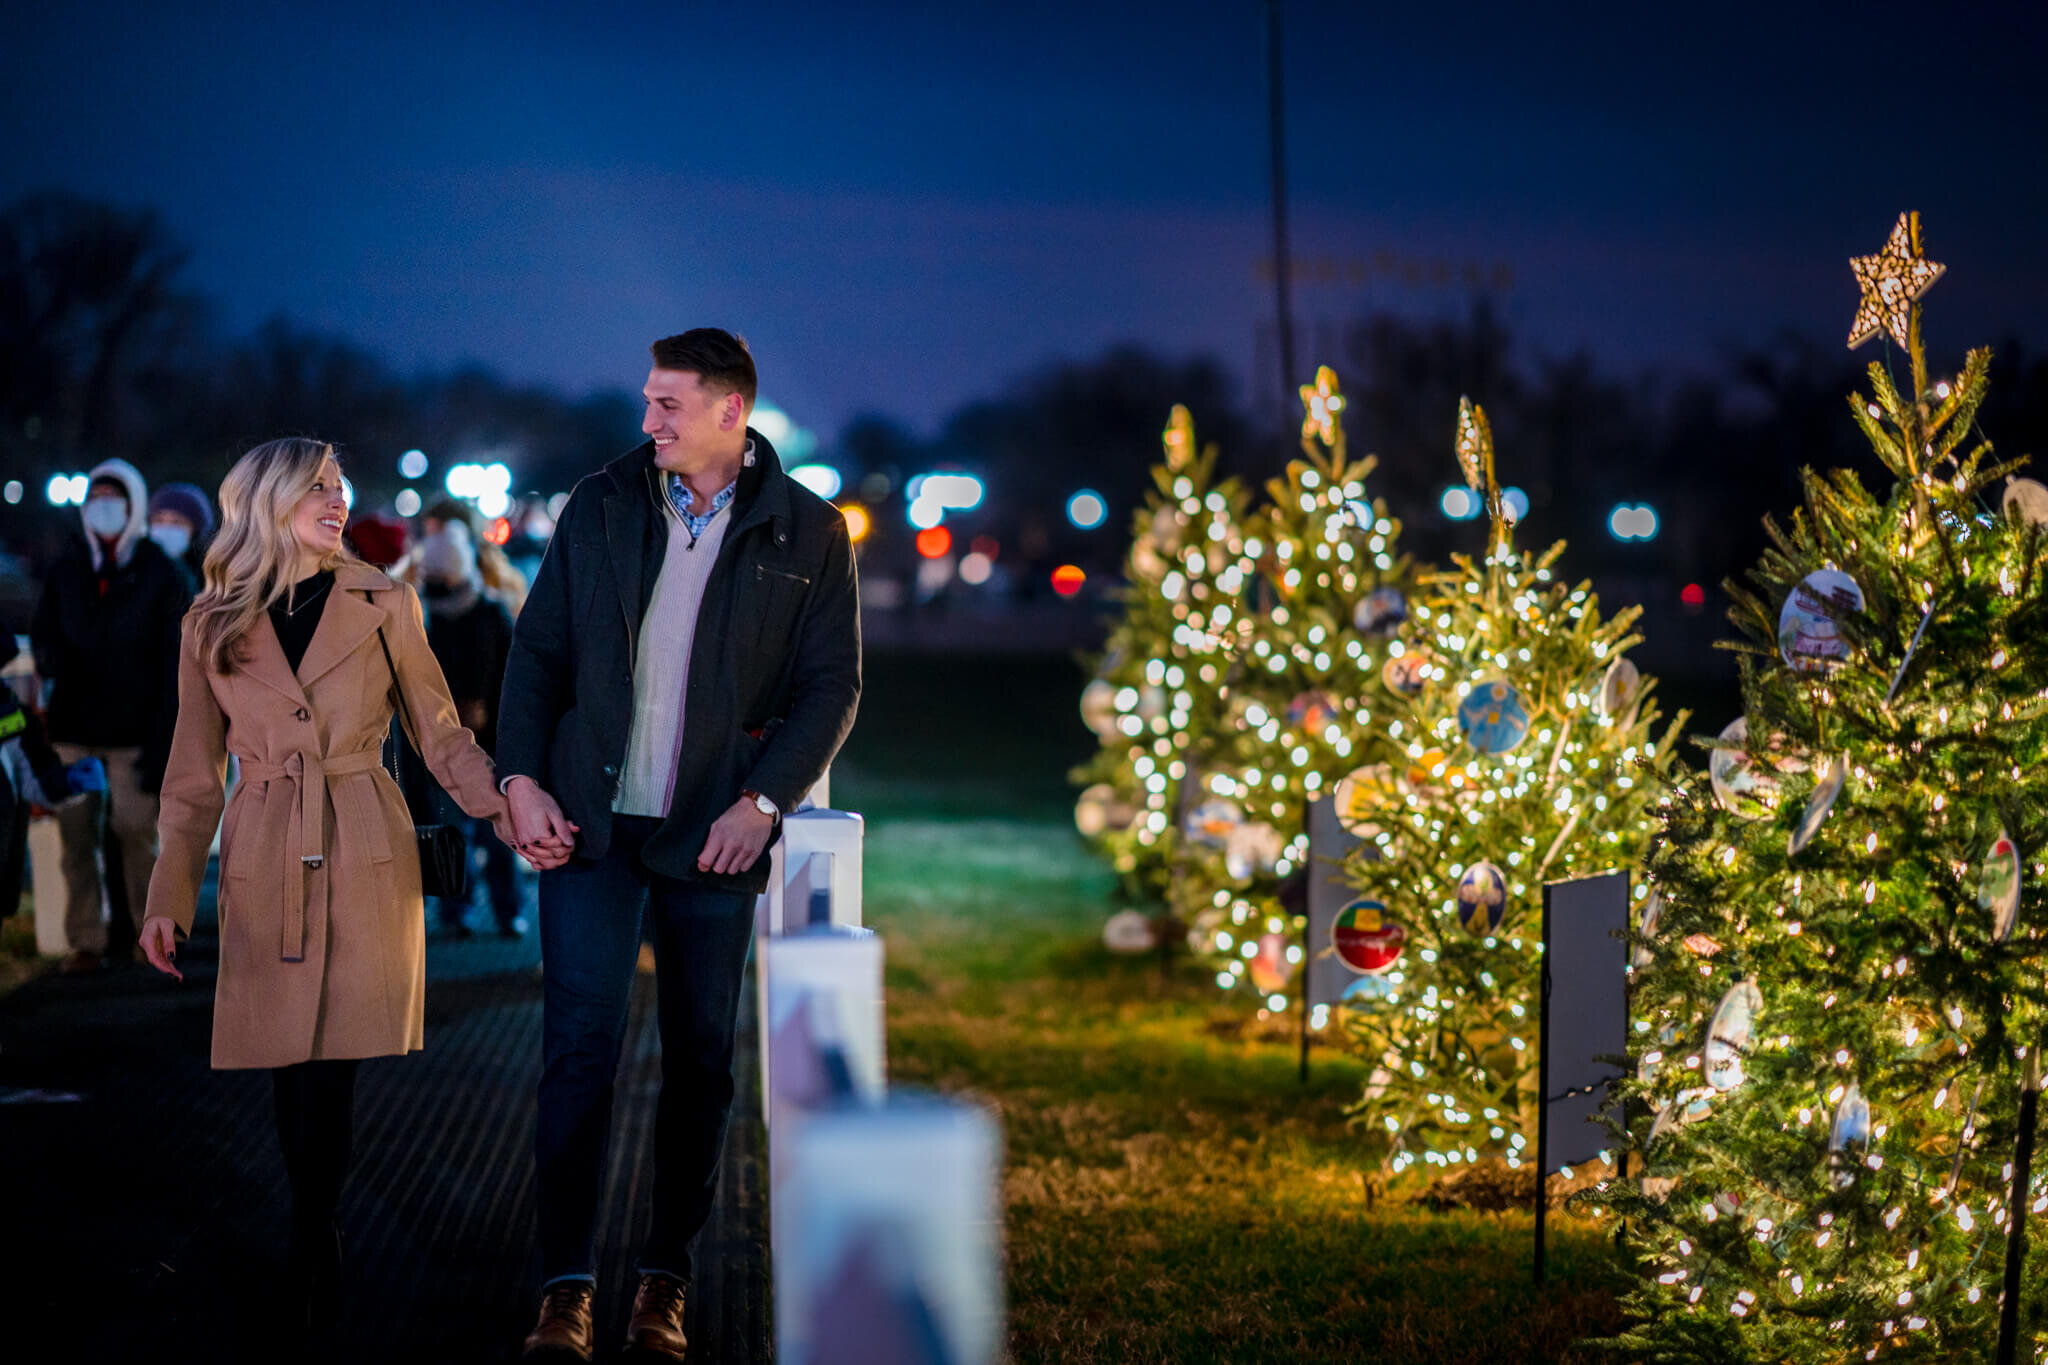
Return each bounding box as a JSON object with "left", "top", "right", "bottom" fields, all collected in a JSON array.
[
  {"left": 1786, "top": 753, "right": 1849, "bottom": 857},
  {"left": 1704, "top": 979, "right": 1763, "bottom": 1093},
  {"left": 1331, "top": 899, "right": 1407, "bottom": 974},
  {"left": 1778, "top": 568, "right": 1865, "bottom": 673},
  {"left": 1353, "top": 586, "right": 1408, "bottom": 636},
  {"left": 1331, "top": 763, "right": 1400, "bottom": 838},
  {"left": 2004, "top": 477, "right": 2048, "bottom": 528},
  {"left": 1184, "top": 798, "right": 1243, "bottom": 850},
  {"left": 1596, "top": 657, "right": 1641, "bottom": 719},
  {"left": 1455, "top": 861, "right": 1508, "bottom": 935},
  {"left": 1102, "top": 910, "right": 1157, "bottom": 954},
  {"left": 1382, "top": 649, "right": 1430, "bottom": 697},
  {"left": 1981, "top": 827, "right": 2022, "bottom": 943},
  {"left": 1457, "top": 680, "right": 1531, "bottom": 755}
]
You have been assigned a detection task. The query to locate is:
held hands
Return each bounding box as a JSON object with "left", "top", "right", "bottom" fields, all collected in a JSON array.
[
  {"left": 698, "top": 796, "right": 777, "bottom": 876},
  {"left": 504, "top": 776, "right": 578, "bottom": 871},
  {"left": 140, "top": 916, "right": 182, "bottom": 981}
]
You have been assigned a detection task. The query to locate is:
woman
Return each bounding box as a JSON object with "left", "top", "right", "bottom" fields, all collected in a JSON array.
[{"left": 138, "top": 439, "right": 559, "bottom": 1331}]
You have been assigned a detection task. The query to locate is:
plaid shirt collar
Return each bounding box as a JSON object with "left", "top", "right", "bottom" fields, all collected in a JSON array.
[{"left": 660, "top": 439, "right": 755, "bottom": 542}]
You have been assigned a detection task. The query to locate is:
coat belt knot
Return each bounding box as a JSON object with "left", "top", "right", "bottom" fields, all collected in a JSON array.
[{"left": 240, "top": 746, "right": 386, "bottom": 962}]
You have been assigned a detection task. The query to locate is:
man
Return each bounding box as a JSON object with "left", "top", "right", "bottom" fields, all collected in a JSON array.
[
  {"left": 497, "top": 329, "right": 860, "bottom": 1363},
  {"left": 30, "top": 457, "right": 192, "bottom": 971}
]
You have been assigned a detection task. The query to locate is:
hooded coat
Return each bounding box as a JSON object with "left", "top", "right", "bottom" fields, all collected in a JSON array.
[
  {"left": 145, "top": 563, "right": 510, "bottom": 1069},
  {"left": 29, "top": 457, "right": 191, "bottom": 788}
]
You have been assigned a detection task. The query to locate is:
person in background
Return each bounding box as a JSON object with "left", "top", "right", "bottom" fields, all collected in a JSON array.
[
  {"left": 30, "top": 457, "right": 192, "bottom": 972},
  {"left": 413, "top": 520, "right": 524, "bottom": 937},
  {"left": 391, "top": 497, "right": 529, "bottom": 618},
  {"left": 0, "top": 627, "right": 103, "bottom": 929},
  {"left": 147, "top": 481, "right": 215, "bottom": 594}
]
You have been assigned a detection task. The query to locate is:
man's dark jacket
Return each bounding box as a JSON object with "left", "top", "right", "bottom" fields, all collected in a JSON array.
[
  {"left": 30, "top": 535, "right": 191, "bottom": 791},
  {"left": 496, "top": 431, "right": 860, "bottom": 894}
]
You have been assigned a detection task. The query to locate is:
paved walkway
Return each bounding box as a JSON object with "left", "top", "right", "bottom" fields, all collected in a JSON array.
[{"left": 0, "top": 874, "right": 768, "bottom": 1363}]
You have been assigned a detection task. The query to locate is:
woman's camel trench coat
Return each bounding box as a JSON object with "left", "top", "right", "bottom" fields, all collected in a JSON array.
[{"left": 146, "top": 562, "right": 511, "bottom": 1069}]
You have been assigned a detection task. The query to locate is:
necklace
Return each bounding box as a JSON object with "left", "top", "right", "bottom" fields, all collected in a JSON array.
[{"left": 279, "top": 580, "right": 331, "bottom": 617}]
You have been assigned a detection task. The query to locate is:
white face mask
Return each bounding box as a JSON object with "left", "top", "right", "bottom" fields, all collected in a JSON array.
[
  {"left": 82, "top": 496, "right": 129, "bottom": 538},
  {"left": 148, "top": 523, "right": 192, "bottom": 559}
]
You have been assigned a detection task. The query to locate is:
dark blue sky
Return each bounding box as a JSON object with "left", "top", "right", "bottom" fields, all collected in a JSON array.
[{"left": 7, "top": 0, "right": 2045, "bottom": 437}]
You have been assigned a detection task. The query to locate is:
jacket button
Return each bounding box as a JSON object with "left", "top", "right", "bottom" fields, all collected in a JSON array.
[
  {"left": 295, "top": 708, "right": 310, "bottom": 721},
  {"left": 776, "top": 532, "right": 788, "bottom": 546}
]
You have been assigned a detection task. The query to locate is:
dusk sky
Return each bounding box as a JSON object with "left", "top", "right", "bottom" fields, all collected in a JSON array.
[{"left": 8, "top": 0, "right": 2046, "bottom": 439}]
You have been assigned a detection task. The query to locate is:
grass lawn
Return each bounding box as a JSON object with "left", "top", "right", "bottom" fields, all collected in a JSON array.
[{"left": 836, "top": 652, "right": 1632, "bottom": 1365}]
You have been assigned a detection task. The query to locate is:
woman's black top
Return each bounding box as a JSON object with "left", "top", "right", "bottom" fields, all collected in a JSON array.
[{"left": 270, "top": 570, "right": 335, "bottom": 675}]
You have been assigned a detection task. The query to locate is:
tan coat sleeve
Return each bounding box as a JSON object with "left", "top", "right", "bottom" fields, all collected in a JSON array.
[
  {"left": 146, "top": 621, "right": 227, "bottom": 935},
  {"left": 386, "top": 584, "right": 511, "bottom": 831}
]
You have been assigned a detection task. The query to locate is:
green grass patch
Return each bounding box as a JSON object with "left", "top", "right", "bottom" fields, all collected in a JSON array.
[{"left": 844, "top": 797, "right": 1630, "bottom": 1364}]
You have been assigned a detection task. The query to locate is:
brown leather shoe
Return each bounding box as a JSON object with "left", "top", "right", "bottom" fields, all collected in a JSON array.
[
  {"left": 521, "top": 1280, "right": 596, "bottom": 1362},
  {"left": 624, "top": 1273, "right": 688, "bottom": 1360}
]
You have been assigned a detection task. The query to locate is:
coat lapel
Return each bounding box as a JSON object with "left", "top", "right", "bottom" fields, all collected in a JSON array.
[
  {"left": 241, "top": 614, "right": 313, "bottom": 711},
  {"left": 603, "top": 479, "right": 649, "bottom": 650},
  {"left": 296, "top": 565, "right": 390, "bottom": 689}
]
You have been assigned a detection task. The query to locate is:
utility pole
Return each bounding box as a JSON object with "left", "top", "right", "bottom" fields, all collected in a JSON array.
[{"left": 1264, "top": 0, "right": 1298, "bottom": 422}]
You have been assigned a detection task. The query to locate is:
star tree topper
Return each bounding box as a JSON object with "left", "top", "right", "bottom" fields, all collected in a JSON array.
[
  {"left": 1300, "top": 365, "right": 1345, "bottom": 446},
  {"left": 1163, "top": 404, "right": 1196, "bottom": 472},
  {"left": 1847, "top": 211, "right": 1945, "bottom": 350}
]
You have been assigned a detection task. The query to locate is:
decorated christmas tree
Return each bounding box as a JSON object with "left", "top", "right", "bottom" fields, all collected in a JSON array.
[
  {"left": 1334, "top": 397, "right": 1686, "bottom": 1176},
  {"left": 1183, "top": 366, "right": 1417, "bottom": 1014},
  {"left": 1605, "top": 213, "right": 2048, "bottom": 1362},
  {"left": 1072, "top": 405, "right": 1257, "bottom": 943}
]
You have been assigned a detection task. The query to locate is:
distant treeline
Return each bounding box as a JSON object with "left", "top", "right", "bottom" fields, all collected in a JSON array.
[{"left": 6, "top": 189, "right": 2046, "bottom": 612}]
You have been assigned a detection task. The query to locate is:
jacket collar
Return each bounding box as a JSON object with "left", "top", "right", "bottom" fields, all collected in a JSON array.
[{"left": 601, "top": 428, "right": 792, "bottom": 536}]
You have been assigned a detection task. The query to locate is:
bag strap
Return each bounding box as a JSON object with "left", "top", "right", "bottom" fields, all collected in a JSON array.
[{"left": 376, "top": 623, "right": 426, "bottom": 769}]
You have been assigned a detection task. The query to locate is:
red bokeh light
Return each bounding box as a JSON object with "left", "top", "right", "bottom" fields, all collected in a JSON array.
[
  {"left": 486, "top": 517, "right": 512, "bottom": 545},
  {"left": 970, "top": 535, "right": 1000, "bottom": 559},
  {"left": 915, "top": 526, "right": 952, "bottom": 559},
  {"left": 1680, "top": 582, "right": 1706, "bottom": 608},
  {"left": 1051, "top": 564, "right": 1086, "bottom": 597}
]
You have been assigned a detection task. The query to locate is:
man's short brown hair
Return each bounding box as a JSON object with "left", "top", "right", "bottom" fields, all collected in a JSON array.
[{"left": 650, "top": 329, "right": 757, "bottom": 408}]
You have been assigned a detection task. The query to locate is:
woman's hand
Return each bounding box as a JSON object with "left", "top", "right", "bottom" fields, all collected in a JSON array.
[{"left": 140, "top": 917, "right": 183, "bottom": 981}]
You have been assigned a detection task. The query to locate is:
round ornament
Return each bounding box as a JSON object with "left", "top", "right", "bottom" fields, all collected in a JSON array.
[
  {"left": 1455, "top": 861, "right": 1508, "bottom": 936},
  {"left": 1708, "top": 717, "right": 1781, "bottom": 819},
  {"left": 1248, "top": 932, "right": 1295, "bottom": 993},
  {"left": 1331, "top": 763, "right": 1400, "bottom": 838},
  {"left": 1074, "top": 784, "right": 1138, "bottom": 839},
  {"left": 1399, "top": 749, "right": 1468, "bottom": 806},
  {"left": 1079, "top": 680, "right": 1118, "bottom": 738},
  {"left": 1456, "top": 680, "right": 1531, "bottom": 755},
  {"left": 1341, "top": 974, "right": 1397, "bottom": 1006},
  {"left": 1704, "top": 979, "right": 1762, "bottom": 1093},
  {"left": 1595, "top": 657, "right": 1641, "bottom": 720},
  {"left": 1827, "top": 1082, "right": 1872, "bottom": 1191},
  {"left": 1102, "top": 910, "right": 1158, "bottom": 954},
  {"left": 1331, "top": 899, "right": 1407, "bottom": 974},
  {"left": 1288, "top": 689, "right": 1339, "bottom": 736},
  {"left": 1778, "top": 568, "right": 1865, "bottom": 673},
  {"left": 1225, "top": 822, "right": 1285, "bottom": 881},
  {"left": 1786, "top": 752, "right": 1849, "bottom": 858},
  {"left": 1981, "top": 826, "right": 2022, "bottom": 943},
  {"left": 2005, "top": 477, "right": 2048, "bottom": 529},
  {"left": 1381, "top": 648, "right": 1430, "bottom": 697},
  {"left": 1184, "top": 798, "right": 1243, "bottom": 850},
  {"left": 1633, "top": 891, "right": 1664, "bottom": 968},
  {"left": 1352, "top": 586, "right": 1408, "bottom": 636}
]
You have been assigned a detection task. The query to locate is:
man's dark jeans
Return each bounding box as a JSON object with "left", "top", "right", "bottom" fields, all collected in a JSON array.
[{"left": 535, "top": 813, "right": 755, "bottom": 1285}]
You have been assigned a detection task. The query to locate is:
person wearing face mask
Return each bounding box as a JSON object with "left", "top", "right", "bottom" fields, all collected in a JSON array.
[
  {"left": 30, "top": 457, "right": 193, "bottom": 972},
  {"left": 408, "top": 520, "right": 524, "bottom": 937},
  {"left": 147, "top": 482, "right": 215, "bottom": 594}
]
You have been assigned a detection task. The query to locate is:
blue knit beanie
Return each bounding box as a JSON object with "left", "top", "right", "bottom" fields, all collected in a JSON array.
[{"left": 148, "top": 482, "right": 215, "bottom": 540}]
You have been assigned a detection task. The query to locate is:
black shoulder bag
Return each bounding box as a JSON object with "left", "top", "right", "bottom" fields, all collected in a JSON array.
[{"left": 376, "top": 627, "right": 470, "bottom": 900}]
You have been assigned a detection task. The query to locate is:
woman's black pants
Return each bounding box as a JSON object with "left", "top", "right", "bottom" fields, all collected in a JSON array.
[{"left": 270, "top": 1058, "right": 360, "bottom": 1250}]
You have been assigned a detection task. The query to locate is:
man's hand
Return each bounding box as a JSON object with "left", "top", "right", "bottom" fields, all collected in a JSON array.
[
  {"left": 506, "top": 775, "right": 578, "bottom": 870},
  {"left": 698, "top": 797, "right": 776, "bottom": 876}
]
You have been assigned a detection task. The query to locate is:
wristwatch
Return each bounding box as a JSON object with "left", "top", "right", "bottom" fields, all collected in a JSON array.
[{"left": 742, "top": 789, "right": 780, "bottom": 821}]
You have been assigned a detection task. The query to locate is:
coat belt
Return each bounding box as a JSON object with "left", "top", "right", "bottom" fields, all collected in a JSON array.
[{"left": 240, "top": 748, "right": 386, "bottom": 962}]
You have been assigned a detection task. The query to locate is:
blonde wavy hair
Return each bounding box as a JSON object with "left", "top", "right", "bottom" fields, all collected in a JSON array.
[{"left": 192, "top": 438, "right": 359, "bottom": 674}]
